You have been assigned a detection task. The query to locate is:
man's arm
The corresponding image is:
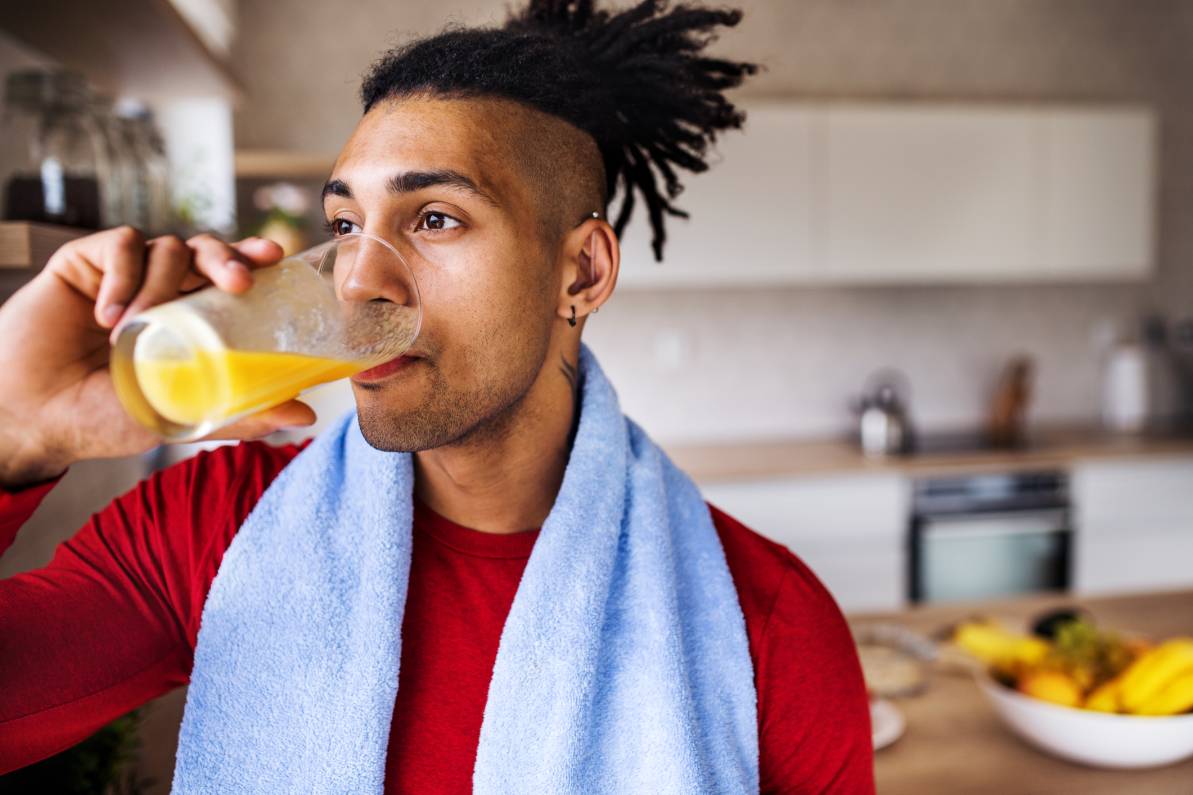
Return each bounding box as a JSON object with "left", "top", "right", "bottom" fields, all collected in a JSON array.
[
  {"left": 757, "top": 553, "right": 875, "bottom": 794},
  {"left": 709, "top": 504, "right": 874, "bottom": 794},
  {"left": 0, "top": 441, "right": 302, "bottom": 772}
]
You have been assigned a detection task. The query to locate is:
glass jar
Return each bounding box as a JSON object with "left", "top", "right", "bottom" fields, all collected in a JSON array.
[
  {"left": 0, "top": 69, "right": 110, "bottom": 229},
  {"left": 140, "top": 114, "right": 173, "bottom": 235},
  {"left": 114, "top": 99, "right": 172, "bottom": 235},
  {"left": 91, "top": 92, "right": 142, "bottom": 228}
]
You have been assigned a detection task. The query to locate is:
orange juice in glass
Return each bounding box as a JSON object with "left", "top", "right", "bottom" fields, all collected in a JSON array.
[{"left": 111, "top": 233, "right": 421, "bottom": 441}]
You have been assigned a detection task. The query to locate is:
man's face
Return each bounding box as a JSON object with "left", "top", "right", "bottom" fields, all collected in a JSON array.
[{"left": 324, "top": 95, "right": 561, "bottom": 451}]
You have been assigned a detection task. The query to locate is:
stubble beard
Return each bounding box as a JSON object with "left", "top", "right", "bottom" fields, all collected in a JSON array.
[{"left": 353, "top": 349, "right": 545, "bottom": 454}]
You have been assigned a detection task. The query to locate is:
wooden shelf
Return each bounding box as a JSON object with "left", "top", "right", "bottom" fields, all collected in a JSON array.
[
  {"left": 0, "top": 0, "right": 242, "bottom": 100},
  {"left": 0, "top": 222, "right": 86, "bottom": 270},
  {"left": 235, "top": 150, "right": 337, "bottom": 180}
]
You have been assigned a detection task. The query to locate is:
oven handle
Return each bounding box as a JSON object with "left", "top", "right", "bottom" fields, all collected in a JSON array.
[{"left": 919, "top": 509, "right": 1069, "bottom": 539}]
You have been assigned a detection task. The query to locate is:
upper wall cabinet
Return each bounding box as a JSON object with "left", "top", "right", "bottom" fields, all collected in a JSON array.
[
  {"left": 1039, "top": 110, "right": 1156, "bottom": 279},
  {"left": 616, "top": 106, "right": 818, "bottom": 288},
  {"left": 616, "top": 102, "right": 1157, "bottom": 288},
  {"left": 820, "top": 106, "right": 1040, "bottom": 282}
]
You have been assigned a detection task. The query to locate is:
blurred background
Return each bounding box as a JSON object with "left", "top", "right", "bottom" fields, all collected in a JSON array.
[{"left": 1, "top": 1, "right": 1191, "bottom": 792}]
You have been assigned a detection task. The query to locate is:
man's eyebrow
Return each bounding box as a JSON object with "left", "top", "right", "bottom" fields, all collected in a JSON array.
[
  {"left": 321, "top": 171, "right": 498, "bottom": 207},
  {"left": 321, "top": 179, "right": 351, "bottom": 200},
  {"left": 388, "top": 169, "right": 498, "bottom": 206}
]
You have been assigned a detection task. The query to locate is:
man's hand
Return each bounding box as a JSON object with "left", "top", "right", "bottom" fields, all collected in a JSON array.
[{"left": 0, "top": 227, "right": 317, "bottom": 489}]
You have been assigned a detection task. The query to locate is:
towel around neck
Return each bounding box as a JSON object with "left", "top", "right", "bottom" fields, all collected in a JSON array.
[{"left": 173, "top": 344, "right": 758, "bottom": 794}]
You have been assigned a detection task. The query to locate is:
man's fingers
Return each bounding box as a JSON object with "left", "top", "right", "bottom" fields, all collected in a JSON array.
[
  {"left": 94, "top": 226, "right": 147, "bottom": 329},
  {"left": 203, "top": 399, "right": 317, "bottom": 441},
  {"left": 178, "top": 271, "right": 212, "bottom": 293},
  {"left": 231, "top": 236, "right": 284, "bottom": 267},
  {"left": 110, "top": 236, "right": 193, "bottom": 343},
  {"left": 185, "top": 233, "right": 257, "bottom": 293},
  {"left": 175, "top": 237, "right": 284, "bottom": 295},
  {"left": 52, "top": 229, "right": 285, "bottom": 331},
  {"left": 186, "top": 234, "right": 284, "bottom": 294}
]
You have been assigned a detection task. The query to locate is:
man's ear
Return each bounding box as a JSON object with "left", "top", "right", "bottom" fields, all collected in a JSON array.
[{"left": 557, "top": 219, "right": 619, "bottom": 328}]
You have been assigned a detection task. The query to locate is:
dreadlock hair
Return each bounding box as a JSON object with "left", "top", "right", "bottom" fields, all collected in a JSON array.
[{"left": 360, "top": 0, "right": 757, "bottom": 262}]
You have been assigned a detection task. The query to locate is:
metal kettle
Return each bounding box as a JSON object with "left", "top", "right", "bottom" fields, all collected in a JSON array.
[{"left": 854, "top": 372, "right": 914, "bottom": 457}]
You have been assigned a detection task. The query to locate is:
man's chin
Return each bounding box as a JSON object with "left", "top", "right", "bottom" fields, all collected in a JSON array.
[
  {"left": 355, "top": 409, "right": 417, "bottom": 452},
  {"left": 354, "top": 403, "right": 452, "bottom": 453}
]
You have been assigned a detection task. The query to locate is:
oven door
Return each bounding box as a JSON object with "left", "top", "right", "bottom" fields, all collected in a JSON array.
[{"left": 910, "top": 509, "right": 1071, "bottom": 603}]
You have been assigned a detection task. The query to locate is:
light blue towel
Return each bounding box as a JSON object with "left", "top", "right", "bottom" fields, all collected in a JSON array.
[{"left": 172, "top": 344, "right": 758, "bottom": 794}]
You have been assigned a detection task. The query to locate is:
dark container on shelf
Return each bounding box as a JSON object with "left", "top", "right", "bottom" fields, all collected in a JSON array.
[{"left": 0, "top": 70, "right": 109, "bottom": 229}]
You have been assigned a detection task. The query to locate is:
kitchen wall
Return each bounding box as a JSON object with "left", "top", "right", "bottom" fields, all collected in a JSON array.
[{"left": 230, "top": 0, "right": 1193, "bottom": 443}]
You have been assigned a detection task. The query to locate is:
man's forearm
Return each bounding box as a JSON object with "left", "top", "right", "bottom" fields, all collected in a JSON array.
[{"left": 0, "top": 425, "right": 70, "bottom": 491}]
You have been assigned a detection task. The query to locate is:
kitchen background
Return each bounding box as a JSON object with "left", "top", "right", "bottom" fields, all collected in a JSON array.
[
  {"left": 242, "top": 0, "right": 1193, "bottom": 441},
  {"left": 1, "top": 1, "right": 1192, "bottom": 793}
]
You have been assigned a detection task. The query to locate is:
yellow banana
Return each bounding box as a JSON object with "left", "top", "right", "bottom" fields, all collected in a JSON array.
[
  {"left": 953, "top": 621, "right": 1049, "bottom": 668},
  {"left": 1012, "top": 639, "right": 1051, "bottom": 668},
  {"left": 1085, "top": 678, "right": 1122, "bottom": 713},
  {"left": 1136, "top": 667, "right": 1193, "bottom": 716},
  {"left": 1119, "top": 638, "right": 1193, "bottom": 713}
]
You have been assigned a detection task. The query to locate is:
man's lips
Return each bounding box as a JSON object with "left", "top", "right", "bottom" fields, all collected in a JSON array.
[{"left": 352, "top": 355, "right": 419, "bottom": 383}]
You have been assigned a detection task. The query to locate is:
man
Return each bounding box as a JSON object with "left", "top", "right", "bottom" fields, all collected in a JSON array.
[{"left": 0, "top": 1, "right": 872, "bottom": 792}]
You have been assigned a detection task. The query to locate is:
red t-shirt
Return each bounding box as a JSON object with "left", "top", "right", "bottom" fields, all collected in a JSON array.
[{"left": 0, "top": 440, "right": 873, "bottom": 793}]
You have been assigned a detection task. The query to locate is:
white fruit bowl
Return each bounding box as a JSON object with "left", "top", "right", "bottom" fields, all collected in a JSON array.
[{"left": 977, "top": 674, "right": 1193, "bottom": 769}]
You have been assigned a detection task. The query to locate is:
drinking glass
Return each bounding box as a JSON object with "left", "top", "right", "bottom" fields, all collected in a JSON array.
[{"left": 111, "top": 232, "right": 421, "bottom": 441}]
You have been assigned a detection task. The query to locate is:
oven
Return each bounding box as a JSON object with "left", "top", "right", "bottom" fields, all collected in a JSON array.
[{"left": 909, "top": 470, "right": 1072, "bottom": 604}]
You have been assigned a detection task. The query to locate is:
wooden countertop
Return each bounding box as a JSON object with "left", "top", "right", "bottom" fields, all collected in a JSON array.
[
  {"left": 665, "top": 426, "right": 1193, "bottom": 482},
  {"left": 851, "top": 589, "right": 1193, "bottom": 794}
]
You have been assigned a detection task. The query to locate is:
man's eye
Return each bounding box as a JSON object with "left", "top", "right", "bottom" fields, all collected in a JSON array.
[
  {"left": 329, "top": 218, "right": 360, "bottom": 236},
  {"left": 417, "top": 211, "right": 461, "bottom": 232}
]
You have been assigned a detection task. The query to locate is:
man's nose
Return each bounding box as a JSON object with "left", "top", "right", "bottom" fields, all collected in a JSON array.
[{"left": 335, "top": 238, "right": 416, "bottom": 307}]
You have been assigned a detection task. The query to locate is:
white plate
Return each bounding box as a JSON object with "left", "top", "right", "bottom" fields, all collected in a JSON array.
[{"left": 871, "top": 698, "right": 906, "bottom": 751}]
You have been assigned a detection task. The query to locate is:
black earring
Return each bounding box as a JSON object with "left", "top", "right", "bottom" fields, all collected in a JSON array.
[{"left": 568, "top": 305, "right": 577, "bottom": 327}]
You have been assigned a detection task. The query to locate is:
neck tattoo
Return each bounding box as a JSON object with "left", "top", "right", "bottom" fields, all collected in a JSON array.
[{"left": 559, "top": 354, "right": 579, "bottom": 393}]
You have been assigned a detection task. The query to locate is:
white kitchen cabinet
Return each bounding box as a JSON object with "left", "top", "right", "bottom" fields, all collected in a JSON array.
[
  {"left": 820, "top": 106, "right": 1039, "bottom": 282},
  {"left": 617, "top": 105, "right": 818, "bottom": 288},
  {"left": 1039, "top": 109, "right": 1156, "bottom": 278},
  {"left": 616, "top": 102, "right": 1156, "bottom": 288},
  {"left": 699, "top": 473, "right": 910, "bottom": 612},
  {"left": 1072, "top": 455, "right": 1193, "bottom": 595}
]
